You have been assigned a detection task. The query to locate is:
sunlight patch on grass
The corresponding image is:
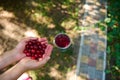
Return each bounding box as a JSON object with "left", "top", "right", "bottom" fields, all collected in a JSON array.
[
  {"left": 66, "top": 69, "right": 76, "bottom": 80},
  {"left": 28, "top": 70, "right": 37, "bottom": 80},
  {"left": 61, "top": 19, "right": 76, "bottom": 30},
  {"left": 31, "top": 1, "right": 39, "bottom": 7},
  {"left": 49, "top": 67, "right": 63, "bottom": 80},
  {"left": 0, "top": 10, "right": 15, "bottom": 18},
  {"left": 0, "top": 19, "right": 23, "bottom": 41},
  {"left": 47, "top": 23, "right": 55, "bottom": 29},
  {"left": 32, "top": 12, "right": 53, "bottom": 26},
  {"left": 24, "top": 29, "right": 40, "bottom": 37}
]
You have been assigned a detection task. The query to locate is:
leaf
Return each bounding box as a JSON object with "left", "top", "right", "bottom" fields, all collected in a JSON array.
[
  {"left": 105, "top": 69, "right": 111, "bottom": 74},
  {"left": 105, "top": 18, "right": 111, "bottom": 23},
  {"left": 107, "top": 46, "right": 111, "bottom": 54}
]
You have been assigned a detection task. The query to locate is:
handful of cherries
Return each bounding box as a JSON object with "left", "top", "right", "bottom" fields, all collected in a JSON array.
[{"left": 23, "top": 39, "right": 47, "bottom": 60}]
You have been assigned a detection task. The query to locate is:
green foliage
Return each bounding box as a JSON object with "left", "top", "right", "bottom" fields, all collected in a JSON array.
[{"left": 106, "top": 0, "right": 120, "bottom": 79}]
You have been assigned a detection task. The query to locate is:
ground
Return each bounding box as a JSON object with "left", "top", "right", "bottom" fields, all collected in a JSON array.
[{"left": 0, "top": 0, "right": 80, "bottom": 80}]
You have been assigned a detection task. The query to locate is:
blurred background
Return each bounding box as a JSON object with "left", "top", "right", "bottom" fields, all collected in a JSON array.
[{"left": 0, "top": 0, "right": 120, "bottom": 80}]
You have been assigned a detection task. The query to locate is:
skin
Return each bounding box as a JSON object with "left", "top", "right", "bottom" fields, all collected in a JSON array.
[{"left": 0, "top": 37, "right": 53, "bottom": 80}]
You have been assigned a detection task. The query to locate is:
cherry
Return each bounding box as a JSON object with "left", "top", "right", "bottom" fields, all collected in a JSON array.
[
  {"left": 31, "top": 49, "right": 35, "bottom": 53},
  {"left": 26, "top": 53, "right": 31, "bottom": 57}
]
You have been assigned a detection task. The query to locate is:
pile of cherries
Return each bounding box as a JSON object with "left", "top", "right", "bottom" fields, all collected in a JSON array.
[
  {"left": 23, "top": 39, "right": 47, "bottom": 60},
  {"left": 55, "top": 34, "right": 70, "bottom": 48}
]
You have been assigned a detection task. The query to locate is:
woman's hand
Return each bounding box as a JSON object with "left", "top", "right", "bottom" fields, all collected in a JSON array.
[
  {"left": 0, "top": 37, "right": 53, "bottom": 80},
  {"left": 18, "top": 44, "right": 53, "bottom": 71},
  {"left": 0, "top": 37, "right": 42, "bottom": 69}
]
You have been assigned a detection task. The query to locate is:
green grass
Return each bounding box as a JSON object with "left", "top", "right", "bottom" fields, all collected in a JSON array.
[
  {"left": 1, "top": 0, "right": 79, "bottom": 80},
  {"left": 106, "top": 0, "right": 120, "bottom": 80},
  {"left": 0, "top": 0, "right": 78, "bottom": 80}
]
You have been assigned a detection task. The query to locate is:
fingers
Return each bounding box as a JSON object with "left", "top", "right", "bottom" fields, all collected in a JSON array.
[
  {"left": 39, "top": 44, "right": 53, "bottom": 63},
  {"left": 46, "top": 44, "right": 53, "bottom": 56},
  {"left": 43, "top": 44, "right": 53, "bottom": 58},
  {"left": 20, "top": 37, "right": 47, "bottom": 47},
  {"left": 38, "top": 37, "right": 48, "bottom": 44},
  {"left": 23, "top": 37, "right": 48, "bottom": 43},
  {"left": 22, "top": 37, "right": 38, "bottom": 42},
  {"left": 37, "top": 56, "right": 50, "bottom": 66},
  {"left": 38, "top": 37, "right": 47, "bottom": 42},
  {"left": 41, "top": 41, "right": 48, "bottom": 45}
]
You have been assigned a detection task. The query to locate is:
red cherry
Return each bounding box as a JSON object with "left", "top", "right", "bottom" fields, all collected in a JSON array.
[
  {"left": 34, "top": 54, "right": 38, "bottom": 58},
  {"left": 23, "top": 50, "right": 28, "bottom": 53},
  {"left": 28, "top": 41, "right": 32, "bottom": 45},
  {"left": 36, "top": 50, "right": 40, "bottom": 54},
  {"left": 26, "top": 53, "right": 31, "bottom": 57},
  {"left": 25, "top": 45, "right": 29, "bottom": 48},
  {"left": 40, "top": 50, "right": 44, "bottom": 54},
  {"left": 33, "top": 46, "right": 37, "bottom": 49},
  {"left": 42, "top": 44, "right": 47, "bottom": 49},
  {"left": 38, "top": 54, "right": 42, "bottom": 58},
  {"left": 30, "top": 46, "right": 34, "bottom": 49},
  {"left": 31, "top": 49, "right": 35, "bottom": 53},
  {"left": 38, "top": 45, "right": 42, "bottom": 49},
  {"left": 31, "top": 56, "right": 36, "bottom": 59},
  {"left": 37, "top": 42, "right": 41, "bottom": 45}
]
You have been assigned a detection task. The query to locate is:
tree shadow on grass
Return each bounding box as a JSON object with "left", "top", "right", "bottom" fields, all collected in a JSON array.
[
  {"left": 0, "top": 0, "right": 79, "bottom": 80},
  {"left": 0, "top": 0, "right": 70, "bottom": 37}
]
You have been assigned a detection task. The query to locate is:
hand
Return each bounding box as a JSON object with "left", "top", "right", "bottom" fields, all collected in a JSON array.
[
  {"left": 18, "top": 44, "right": 53, "bottom": 71},
  {"left": 12, "top": 37, "right": 47, "bottom": 61}
]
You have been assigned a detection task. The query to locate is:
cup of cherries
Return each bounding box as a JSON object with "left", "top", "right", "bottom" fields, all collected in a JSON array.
[{"left": 53, "top": 33, "right": 71, "bottom": 49}]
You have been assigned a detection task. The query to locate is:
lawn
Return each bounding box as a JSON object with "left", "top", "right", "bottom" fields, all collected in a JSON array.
[{"left": 0, "top": 0, "right": 79, "bottom": 80}]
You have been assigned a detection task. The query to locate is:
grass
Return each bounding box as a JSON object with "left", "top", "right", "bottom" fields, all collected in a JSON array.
[
  {"left": 0, "top": 0, "right": 79, "bottom": 80},
  {"left": 106, "top": 0, "right": 120, "bottom": 80}
]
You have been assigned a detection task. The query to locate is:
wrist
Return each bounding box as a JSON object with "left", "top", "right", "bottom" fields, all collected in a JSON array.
[
  {"left": 18, "top": 60, "right": 30, "bottom": 71},
  {"left": 0, "top": 63, "right": 27, "bottom": 80},
  {"left": 12, "top": 49, "right": 25, "bottom": 61},
  {"left": 10, "top": 49, "right": 20, "bottom": 61},
  {"left": 17, "top": 62, "right": 28, "bottom": 72},
  {"left": 0, "top": 50, "right": 19, "bottom": 69}
]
